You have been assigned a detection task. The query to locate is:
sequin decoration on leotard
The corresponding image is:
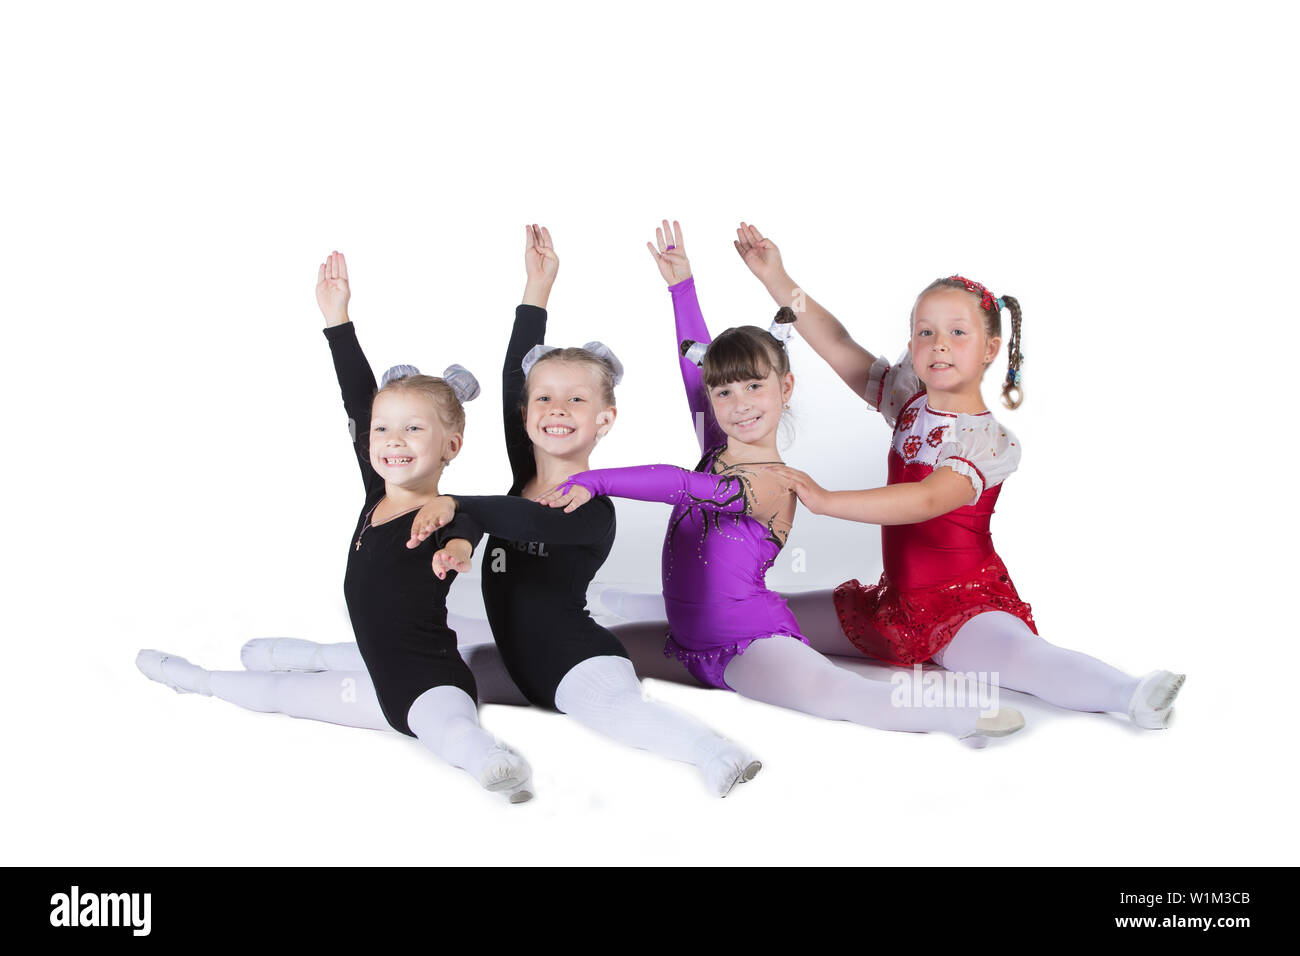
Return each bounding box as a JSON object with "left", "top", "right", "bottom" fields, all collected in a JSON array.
[
  {"left": 559, "top": 447, "right": 808, "bottom": 691},
  {"left": 834, "top": 362, "right": 1035, "bottom": 665}
]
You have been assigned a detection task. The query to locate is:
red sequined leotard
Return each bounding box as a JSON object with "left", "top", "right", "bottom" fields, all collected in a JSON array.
[{"left": 833, "top": 352, "right": 1037, "bottom": 665}]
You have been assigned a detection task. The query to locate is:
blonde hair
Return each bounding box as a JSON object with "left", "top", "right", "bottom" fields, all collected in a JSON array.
[
  {"left": 522, "top": 348, "right": 618, "bottom": 408},
  {"left": 375, "top": 373, "right": 467, "bottom": 435}
]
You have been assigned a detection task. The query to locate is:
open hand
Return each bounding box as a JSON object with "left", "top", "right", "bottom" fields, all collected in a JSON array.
[
  {"left": 524, "top": 224, "right": 559, "bottom": 285},
  {"left": 761, "top": 463, "right": 829, "bottom": 515},
  {"left": 316, "top": 251, "right": 351, "bottom": 327},
  {"left": 407, "top": 496, "right": 457, "bottom": 549},
  {"left": 647, "top": 219, "right": 692, "bottom": 285},
  {"left": 734, "top": 222, "right": 785, "bottom": 285},
  {"left": 431, "top": 538, "right": 473, "bottom": 580},
  {"left": 535, "top": 480, "right": 593, "bottom": 513}
]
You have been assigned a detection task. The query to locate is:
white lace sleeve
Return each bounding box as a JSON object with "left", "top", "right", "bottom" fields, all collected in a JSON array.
[
  {"left": 864, "top": 349, "right": 924, "bottom": 428},
  {"left": 934, "top": 416, "right": 1021, "bottom": 505}
]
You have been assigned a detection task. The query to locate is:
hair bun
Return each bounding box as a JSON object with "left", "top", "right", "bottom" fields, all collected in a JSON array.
[
  {"left": 441, "top": 364, "right": 480, "bottom": 403},
  {"left": 768, "top": 306, "right": 797, "bottom": 343},
  {"left": 380, "top": 364, "right": 420, "bottom": 388},
  {"left": 679, "top": 339, "right": 708, "bottom": 368}
]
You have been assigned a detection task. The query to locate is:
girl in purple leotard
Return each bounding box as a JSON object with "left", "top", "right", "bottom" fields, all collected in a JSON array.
[{"left": 538, "top": 221, "right": 1024, "bottom": 745}]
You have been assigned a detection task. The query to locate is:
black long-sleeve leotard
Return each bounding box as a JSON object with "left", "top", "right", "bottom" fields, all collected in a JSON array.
[
  {"left": 324, "top": 322, "right": 482, "bottom": 736},
  {"left": 462, "top": 304, "right": 630, "bottom": 709}
]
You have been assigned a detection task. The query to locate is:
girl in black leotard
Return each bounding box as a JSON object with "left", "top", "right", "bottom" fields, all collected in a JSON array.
[
  {"left": 407, "top": 225, "right": 760, "bottom": 796},
  {"left": 244, "top": 228, "right": 762, "bottom": 797},
  {"left": 136, "top": 251, "right": 533, "bottom": 803}
]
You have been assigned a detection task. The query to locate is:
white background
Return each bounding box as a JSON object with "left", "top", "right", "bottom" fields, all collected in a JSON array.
[{"left": 2, "top": 0, "right": 1295, "bottom": 865}]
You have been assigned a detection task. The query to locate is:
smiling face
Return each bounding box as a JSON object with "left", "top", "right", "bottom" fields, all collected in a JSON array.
[
  {"left": 708, "top": 367, "right": 793, "bottom": 447},
  {"left": 369, "top": 389, "right": 462, "bottom": 489},
  {"left": 523, "top": 360, "right": 616, "bottom": 463},
  {"left": 909, "top": 287, "right": 1001, "bottom": 394},
  {"left": 699, "top": 325, "right": 794, "bottom": 451}
]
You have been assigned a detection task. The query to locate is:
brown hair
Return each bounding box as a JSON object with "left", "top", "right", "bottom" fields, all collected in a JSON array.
[
  {"left": 523, "top": 348, "right": 618, "bottom": 408},
  {"left": 915, "top": 278, "right": 1024, "bottom": 409},
  {"left": 374, "top": 374, "right": 467, "bottom": 435},
  {"left": 700, "top": 321, "right": 792, "bottom": 390}
]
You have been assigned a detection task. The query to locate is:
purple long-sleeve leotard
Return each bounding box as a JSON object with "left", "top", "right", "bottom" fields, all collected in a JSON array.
[{"left": 559, "top": 276, "right": 807, "bottom": 689}]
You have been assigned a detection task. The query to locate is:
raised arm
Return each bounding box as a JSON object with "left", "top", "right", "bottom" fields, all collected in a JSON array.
[
  {"left": 735, "top": 222, "right": 880, "bottom": 400},
  {"left": 317, "top": 251, "right": 381, "bottom": 493},
  {"left": 648, "top": 220, "right": 725, "bottom": 454},
  {"left": 501, "top": 225, "right": 560, "bottom": 490}
]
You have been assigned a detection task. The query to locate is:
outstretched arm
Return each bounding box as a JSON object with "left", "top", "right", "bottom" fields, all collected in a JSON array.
[
  {"left": 453, "top": 494, "right": 613, "bottom": 547},
  {"left": 763, "top": 463, "right": 972, "bottom": 526},
  {"left": 538, "top": 464, "right": 791, "bottom": 532},
  {"left": 405, "top": 490, "right": 612, "bottom": 551},
  {"left": 317, "top": 251, "right": 381, "bottom": 492},
  {"left": 648, "top": 220, "right": 725, "bottom": 454},
  {"left": 735, "top": 222, "right": 880, "bottom": 400}
]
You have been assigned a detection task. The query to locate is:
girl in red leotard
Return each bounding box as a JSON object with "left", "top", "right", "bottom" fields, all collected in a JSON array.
[{"left": 732, "top": 222, "right": 1185, "bottom": 729}]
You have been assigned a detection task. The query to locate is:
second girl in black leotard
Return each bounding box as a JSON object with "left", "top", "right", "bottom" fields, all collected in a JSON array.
[{"left": 405, "top": 225, "right": 761, "bottom": 797}]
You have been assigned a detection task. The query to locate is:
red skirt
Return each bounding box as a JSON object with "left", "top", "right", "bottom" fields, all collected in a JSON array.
[{"left": 833, "top": 553, "right": 1037, "bottom": 666}]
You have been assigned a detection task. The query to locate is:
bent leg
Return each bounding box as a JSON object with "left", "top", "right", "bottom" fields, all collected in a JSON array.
[
  {"left": 554, "top": 655, "right": 756, "bottom": 796},
  {"left": 723, "top": 636, "right": 982, "bottom": 736},
  {"left": 934, "top": 612, "right": 1140, "bottom": 714},
  {"left": 405, "top": 685, "right": 531, "bottom": 798}
]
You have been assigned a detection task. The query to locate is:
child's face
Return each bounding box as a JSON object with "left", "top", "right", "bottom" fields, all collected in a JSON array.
[
  {"left": 708, "top": 366, "right": 793, "bottom": 446},
  {"left": 524, "top": 361, "right": 615, "bottom": 459},
  {"left": 369, "top": 389, "right": 461, "bottom": 487},
  {"left": 909, "top": 288, "right": 1001, "bottom": 392}
]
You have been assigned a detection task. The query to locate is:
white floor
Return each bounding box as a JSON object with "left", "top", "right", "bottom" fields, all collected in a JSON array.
[{"left": 10, "top": 528, "right": 1286, "bottom": 866}]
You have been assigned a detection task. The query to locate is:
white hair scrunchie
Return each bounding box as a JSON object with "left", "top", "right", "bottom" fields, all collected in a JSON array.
[
  {"left": 680, "top": 308, "right": 797, "bottom": 368},
  {"left": 379, "top": 363, "right": 481, "bottom": 403},
  {"left": 380, "top": 364, "right": 420, "bottom": 388},
  {"left": 520, "top": 341, "right": 624, "bottom": 386}
]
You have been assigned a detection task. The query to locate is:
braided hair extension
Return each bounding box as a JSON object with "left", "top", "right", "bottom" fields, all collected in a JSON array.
[{"left": 999, "top": 295, "right": 1024, "bottom": 410}]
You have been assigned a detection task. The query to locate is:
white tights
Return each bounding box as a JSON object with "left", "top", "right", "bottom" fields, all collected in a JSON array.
[
  {"left": 242, "top": 614, "right": 529, "bottom": 706},
  {"left": 241, "top": 640, "right": 749, "bottom": 779},
  {"left": 597, "top": 587, "right": 982, "bottom": 734},
  {"left": 601, "top": 586, "right": 1143, "bottom": 716},
  {"left": 721, "top": 636, "right": 983, "bottom": 736},
  {"left": 553, "top": 655, "right": 747, "bottom": 772},
  {"left": 170, "top": 661, "right": 515, "bottom": 788},
  {"left": 934, "top": 612, "right": 1139, "bottom": 714}
]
